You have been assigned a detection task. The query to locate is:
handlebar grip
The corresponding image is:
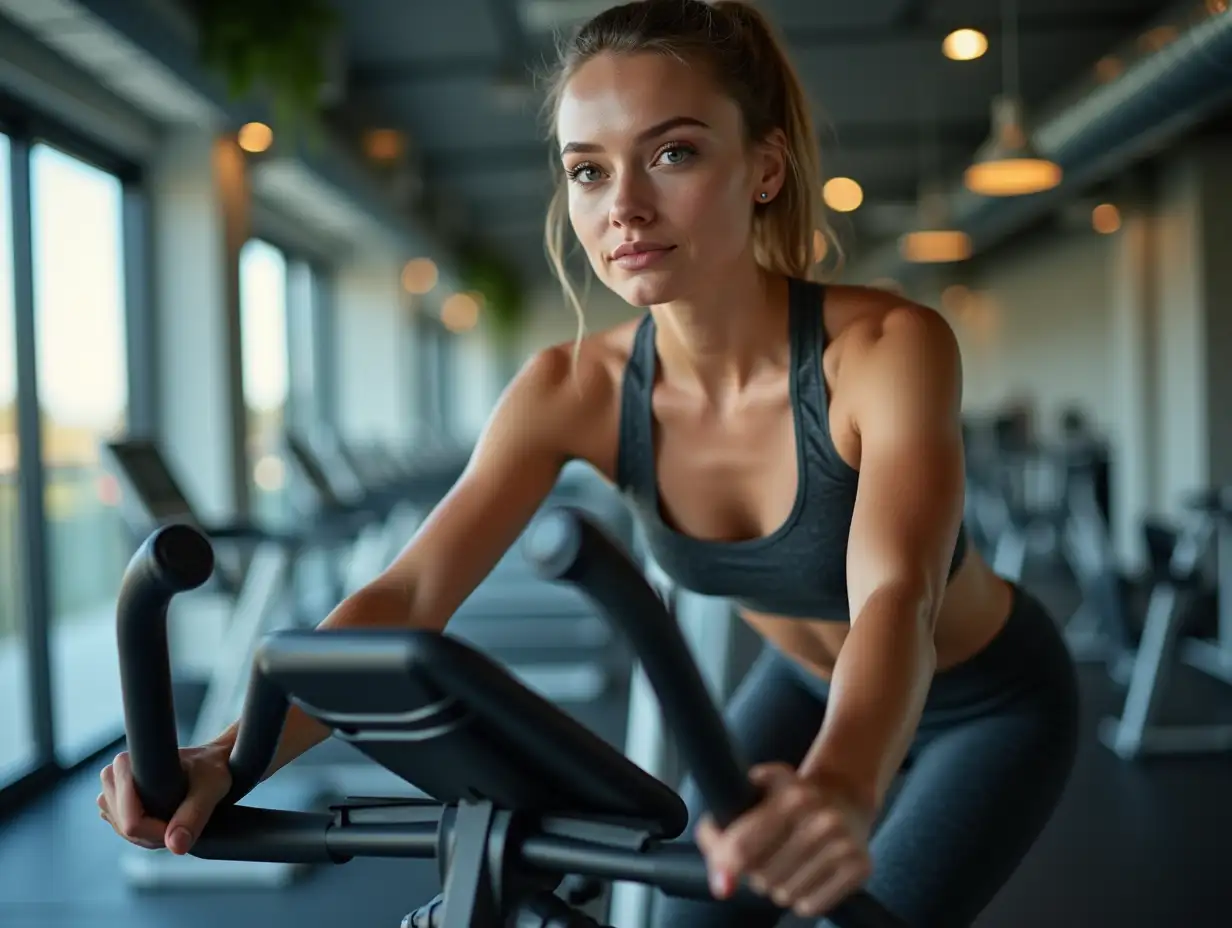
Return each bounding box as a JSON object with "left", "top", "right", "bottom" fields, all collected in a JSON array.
[
  {"left": 221, "top": 636, "right": 296, "bottom": 804},
  {"left": 524, "top": 507, "right": 758, "bottom": 827},
  {"left": 115, "top": 524, "right": 215, "bottom": 822}
]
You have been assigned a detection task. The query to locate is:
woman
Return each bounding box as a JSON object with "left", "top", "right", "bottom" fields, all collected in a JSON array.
[{"left": 99, "top": 1, "right": 1080, "bottom": 924}]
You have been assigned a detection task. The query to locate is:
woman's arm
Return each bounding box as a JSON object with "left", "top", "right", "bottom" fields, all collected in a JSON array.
[
  {"left": 206, "top": 344, "right": 607, "bottom": 775},
  {"left": 797, "top": 303, "right": 966, "bottom": 814}
]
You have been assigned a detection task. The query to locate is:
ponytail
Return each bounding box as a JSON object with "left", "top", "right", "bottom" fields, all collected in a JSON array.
[{"left": 712, "top": 1, "right": 833, "bottom": 279}]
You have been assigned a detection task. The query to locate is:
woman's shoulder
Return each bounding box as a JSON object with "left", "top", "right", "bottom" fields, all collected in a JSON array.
[
  {"left": 818, "top": 282, "right": 958, "bottom": 369},
  {"left": 512, "top": 315, "right": 647, "bottom": 457},
  {"left": 524, "top": 314, "right": 646, "bottom": 396}
]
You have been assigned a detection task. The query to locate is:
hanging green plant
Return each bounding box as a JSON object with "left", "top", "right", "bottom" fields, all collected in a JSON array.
[
  {"left": 195, "top": 0, "right": 339, "bottom": 137},
  {"left": 460, "top": 247, "right": 526, "bottom": 346}
]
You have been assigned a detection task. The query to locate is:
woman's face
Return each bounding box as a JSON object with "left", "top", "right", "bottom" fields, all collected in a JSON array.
[{"left": 556, "top": 51, "right": 783, "bottom": 307}]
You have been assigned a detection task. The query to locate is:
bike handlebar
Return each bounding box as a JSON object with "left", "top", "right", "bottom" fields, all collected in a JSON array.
[
  {"left": 115, "top": 520, "right": 904, "bottom": 927},
  {"left": 115, "top": 524, "right": 214, "bottom": 821}
]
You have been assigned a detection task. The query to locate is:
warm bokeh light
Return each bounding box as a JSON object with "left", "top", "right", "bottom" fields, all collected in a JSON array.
[
  {"left": 364, "top": 128, "right": 405, "bottom": 162},
  {"left": 1095, "top": 56, "right": 1123, "bottom": 83},
  {"left": 812, "top": 229, "right": 829, "bottom": 263},
  {"left": 402, "top": 257, "right": 438, "bottom": 295},
  {"left": 253, "top": 454, "right": 286, "bottom": 492},
  {"left": 1208, "top": 0, "right": 1228, "bottom": 14},
  {"left": 1092, "top": 203, "right": 1122, "bottom": 234},
  {"left": 941, "top": 284, "right": 972, "bottom": 315},
  {"left": 964, "top": 157, "right": 1063, "bottom": 197},
  {"left": 823, "top": 177, "right": 863, "bottom": 212},
  {"left": 1138, "top": 25, "right": 1179, "bottom": 53},
  {"left": 441, "top": 292, "right": 480, "bottom": 332},
  {"left": 237, "top": 122, "right": 273, "bottom": 154},
  {"left": 943, "top": 28, "right": 988, "bottom": 61},
  {"left": 899, "top": 229, "right": 973, "bottom": 264}
]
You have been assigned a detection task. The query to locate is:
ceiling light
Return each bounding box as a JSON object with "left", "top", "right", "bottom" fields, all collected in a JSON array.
[
  {"left": 964, "top": 96, "right": 1062, "bottom": 196},
  {"left": 441, "top": 292, "right": 480, "bottom": 332},
  {"left": 965, "top": 0, "right": 1062, "bottom": 197},
  {"left": 899, "top": 188, "right": 973, "bottom": 264},
  {"left": 364, "top": 129, "right": 405, "bottom": 162},
  {"left": 900, "top": 230, "right": 973, "bottom": 263},
  {"left": 402, "top": 258, "right": 438, "bottom": 295},
  {"left": 237, "top": 122, "right": 273, "bottom": 154},
  {"left": 943, "top": 28, "right": 988, "bottom": 61},
  {"left": 823, "top": 177, "right": 863, "bottom": 212},
  {"left": 1092, "top": 203, "right": 1121, "bottom": 234},
  {"left": 1095, "top": 56, "right": 1123, "bottom": 83}
]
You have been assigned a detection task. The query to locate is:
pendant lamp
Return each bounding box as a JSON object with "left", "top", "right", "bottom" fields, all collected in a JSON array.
[
  {"left": 963, "top": 0, "right": 1062, "bottom": 196},
  {"left": 901, "top": 94, "right": 972, "bottom": 264},
  {"left": 900, "top": 187, "right": 973, "bottom": 263}
]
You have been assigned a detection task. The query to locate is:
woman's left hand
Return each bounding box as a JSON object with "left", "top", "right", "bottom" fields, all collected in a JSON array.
[{"left": 695, "top": 762, "right": 876, "bottom": 919}]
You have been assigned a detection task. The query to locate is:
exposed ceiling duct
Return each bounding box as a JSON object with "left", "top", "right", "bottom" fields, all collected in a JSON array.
[{"left": 860, "top": 0, "right": 1232, "bottom": 281}]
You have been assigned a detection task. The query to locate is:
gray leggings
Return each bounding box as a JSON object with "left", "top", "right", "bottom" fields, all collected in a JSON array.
[{"left": 652, "top": 585, "right": 1080, "bottom": 928}]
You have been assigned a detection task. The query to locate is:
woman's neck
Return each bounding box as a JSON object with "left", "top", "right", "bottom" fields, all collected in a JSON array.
[{"left": 652, "top": 264, "right": 791, "bottom": 400}]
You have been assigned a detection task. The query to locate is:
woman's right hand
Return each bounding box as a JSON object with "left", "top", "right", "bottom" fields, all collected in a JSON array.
[{"left": 98, "top": 741, "right": 233, "bottom": 855}]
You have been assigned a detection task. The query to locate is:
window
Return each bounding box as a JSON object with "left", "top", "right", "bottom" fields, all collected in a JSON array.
[
  {"left": 30, "top": 142, "right": 130, "bottom": 764},
  {"left": 0, "top": 133, "right": 33, "bottom": 781},
  {"left": 239, "top": 238, "right": 291, "bottom": 524},
  {"left": 415, "top": 314, "right": 452, "bottom": 442},
  {"left": 286, "top": 259, "right": 328, "bottom": 437}
]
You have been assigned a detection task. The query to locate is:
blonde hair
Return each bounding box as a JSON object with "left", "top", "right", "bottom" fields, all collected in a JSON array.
[{"left": 541, "top": 0, "right": 837, "bottom": 346}]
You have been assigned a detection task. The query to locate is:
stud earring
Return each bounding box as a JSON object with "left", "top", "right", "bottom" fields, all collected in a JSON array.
[{"left": 759, "top": 191, "right": 769, "bottom": 200}]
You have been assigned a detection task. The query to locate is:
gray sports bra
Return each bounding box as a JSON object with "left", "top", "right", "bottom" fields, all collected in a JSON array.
[{"left": 615, "top": 276, "right": 968, "bottom": 620}]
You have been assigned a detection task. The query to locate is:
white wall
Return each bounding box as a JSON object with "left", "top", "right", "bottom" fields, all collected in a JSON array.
[{"left": 932, "top": 228, "right": 1115, "bottom": 441}]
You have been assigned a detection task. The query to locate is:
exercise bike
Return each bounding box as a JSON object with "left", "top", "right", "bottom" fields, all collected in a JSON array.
[{"left": 115, "top": 508, "right": 905, "bottom": 928}]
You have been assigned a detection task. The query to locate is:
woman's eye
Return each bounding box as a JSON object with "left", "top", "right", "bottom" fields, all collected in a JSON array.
[
  {"left": 566, "top": 163, "right": 602, "bottom": 184},
  {"left": 657, "top": 144, "right": 695, "bottom": 166}
]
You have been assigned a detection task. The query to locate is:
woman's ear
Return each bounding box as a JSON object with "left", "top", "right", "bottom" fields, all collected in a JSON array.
[{"left": 752, "top": 127, "right": 789, "bottom": 204}]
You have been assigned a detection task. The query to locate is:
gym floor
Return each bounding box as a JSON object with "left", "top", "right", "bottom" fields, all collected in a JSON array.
[{"left": 2, "top": 572, "right": 1230, "bottom": 928}]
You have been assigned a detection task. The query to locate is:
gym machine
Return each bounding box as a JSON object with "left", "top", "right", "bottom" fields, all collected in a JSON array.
[
  {"left": 282, "top": 432, "right": 422, "bottom": 596},
  {"left": 114, "top": 508, "right": 904, "bottom": 928},
  {"left": 103, "top": 438, "right": 414, "bottom": 888},
  {"left": 288, "top": 433, "right": 627, "bottom": 705},
  {"left": 963, "top": 434, "right": 1137, "bottom": 677},
  {"left": 446, "top": 459, "right": 637, "bottom": 706},
  {"left": 1100, "top": 487, "right": 1232, "bottom": 759}
]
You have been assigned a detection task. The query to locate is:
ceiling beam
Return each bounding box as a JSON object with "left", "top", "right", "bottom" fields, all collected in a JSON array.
[
  {"left": 350, "top": 11, "right": 1149, "bottom": 86},
  {"left": 894, "top": 0, "right": 931, "bottom": 28}
]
